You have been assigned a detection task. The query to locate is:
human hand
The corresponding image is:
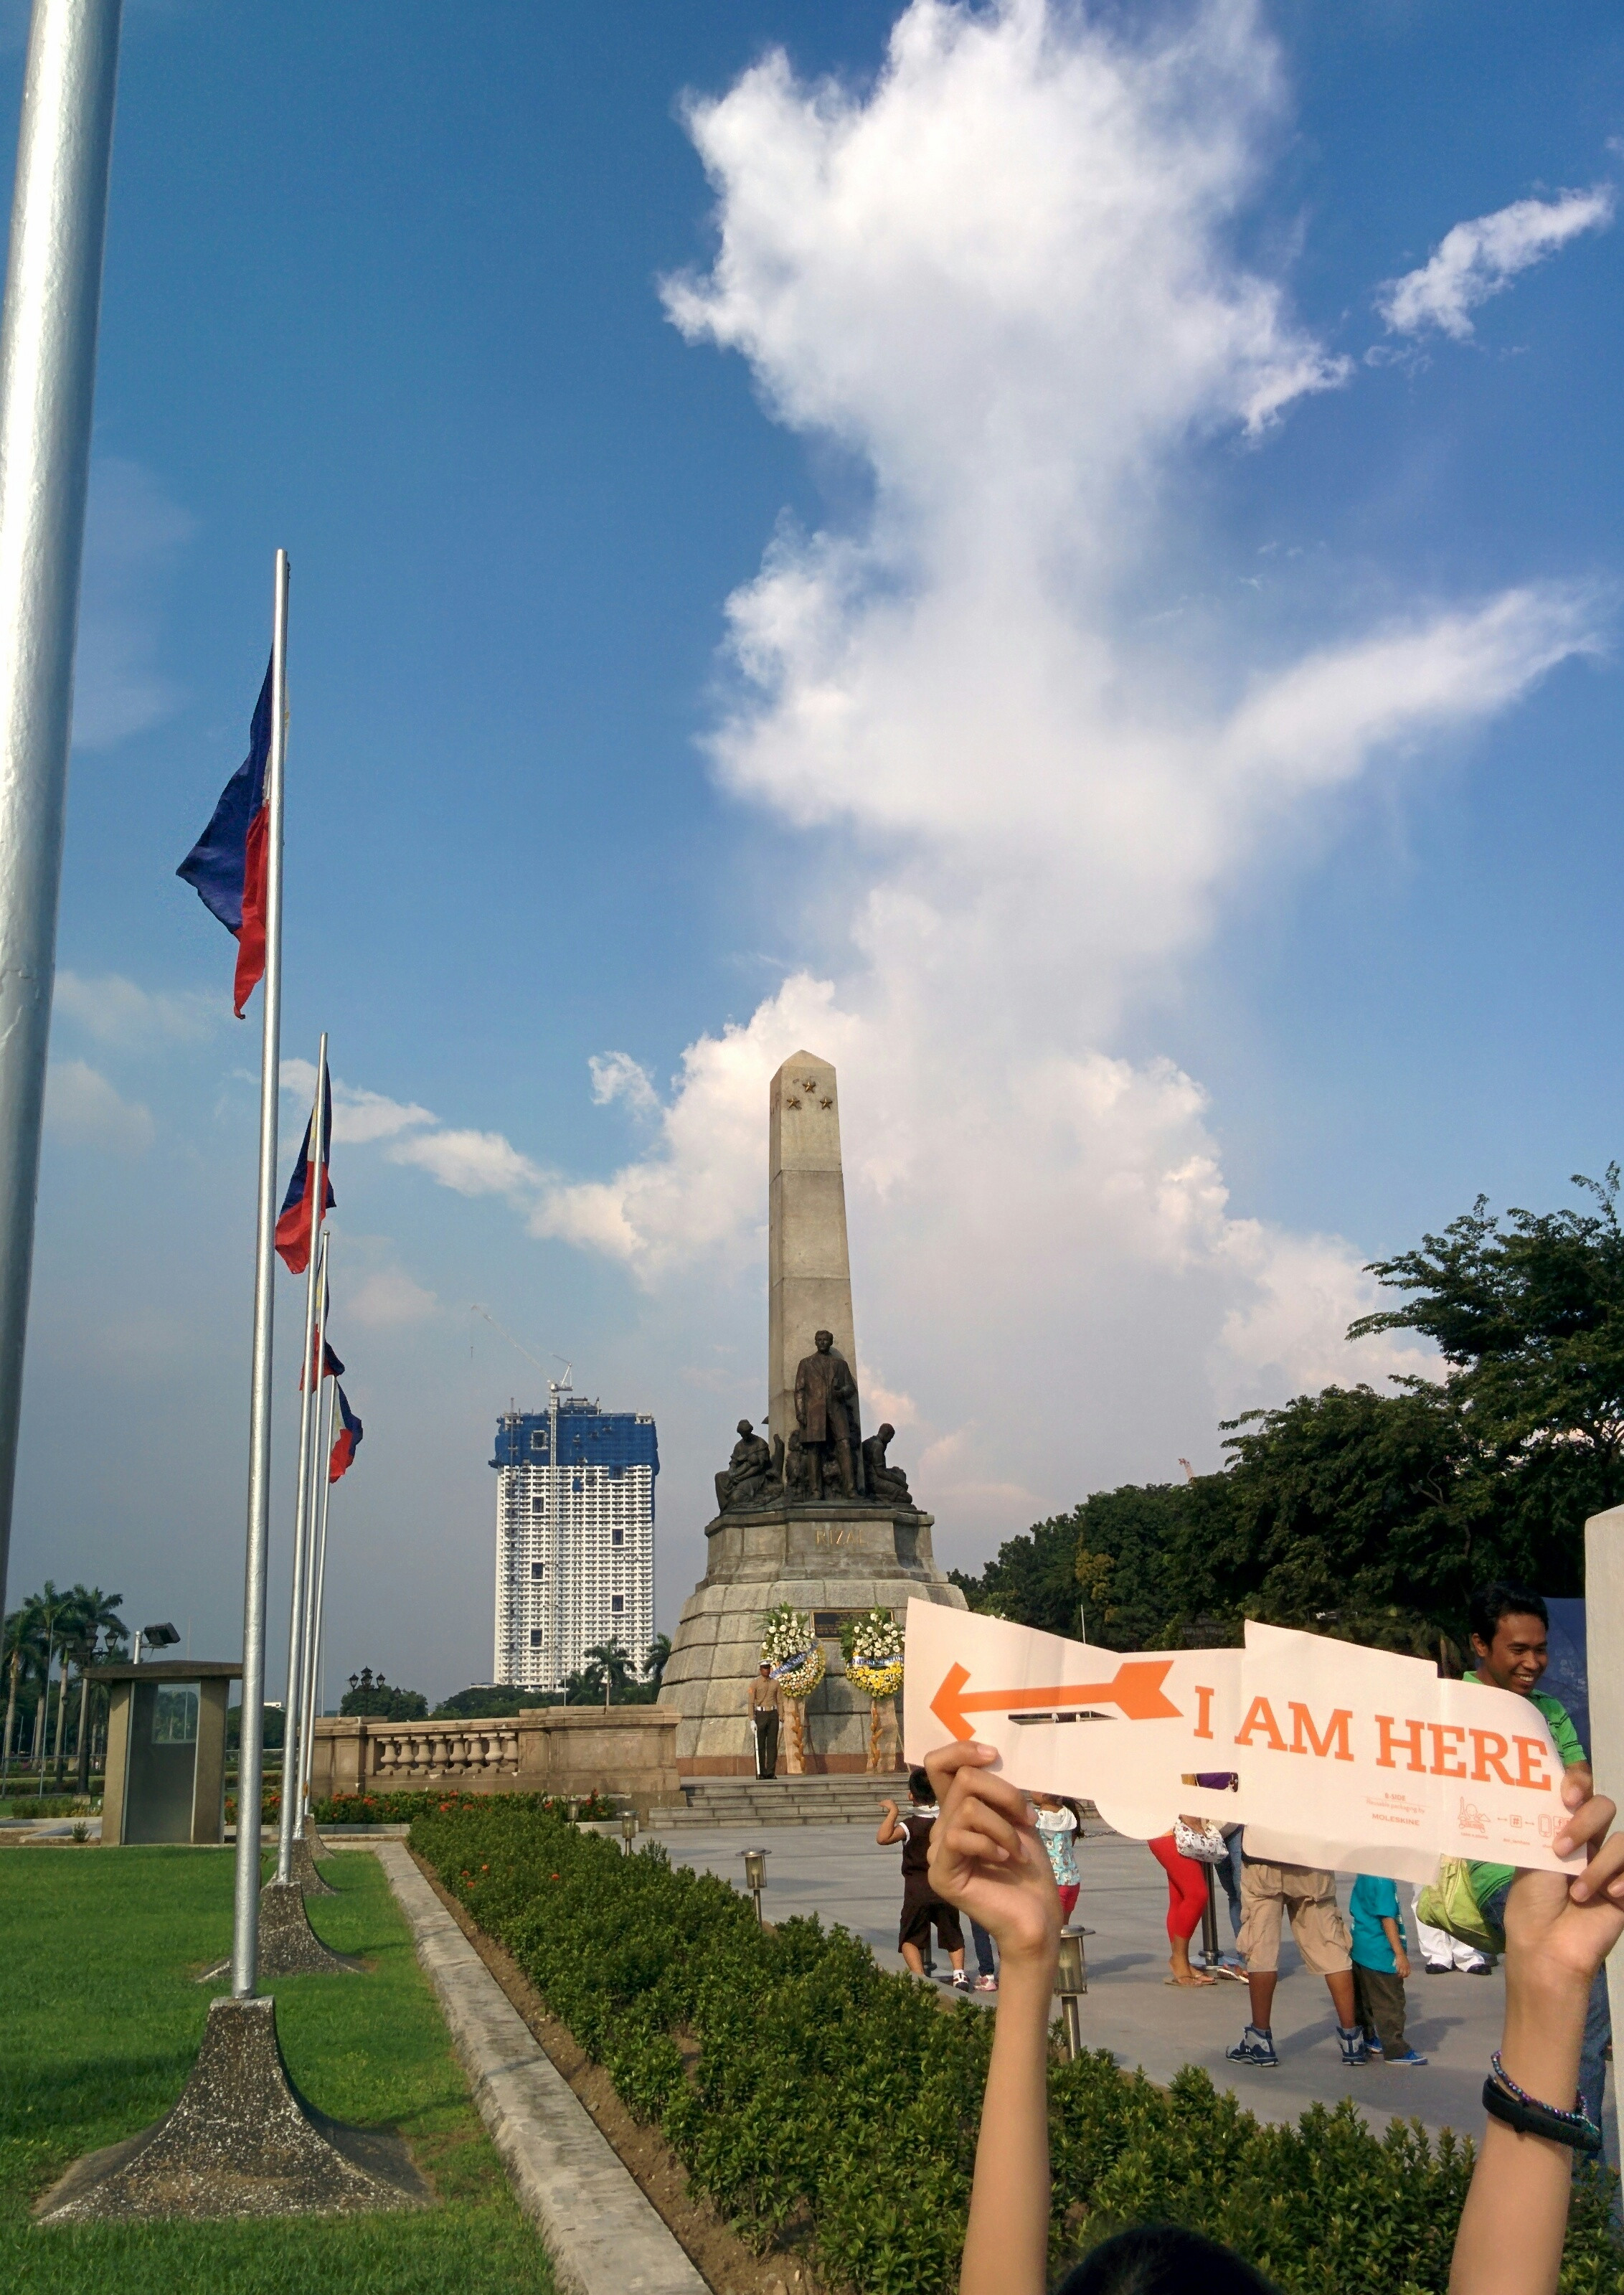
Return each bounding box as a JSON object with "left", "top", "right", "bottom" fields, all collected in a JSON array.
[
  {"left": 923, "top": 1742, "right": 1059, "bottom": 1969},
  {"left": 880, "top": 1798, "right": 899, "bottom": 1820},
  {"left": 1503, "top": 1785, "right": 1624, "bottom": 2005},
  {"left": 1395, "top": 1949, "right": 1411, "bottom": 1979}
]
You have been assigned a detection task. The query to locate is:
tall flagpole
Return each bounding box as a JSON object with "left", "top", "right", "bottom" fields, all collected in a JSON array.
[
  {"left": 293, "top": 1233, "right": 330, "bottom": 1824},
  {"left": 275, "top": 1059, "right": 326, "bottom": 1888},
  {"left": 230, "top": 547, "right": 289, "bottom": 1999},
  {"left": 300, "top": 1369, "right": 337, "bottom": 1817},
  {"left": 0, "top": 0, "right": 123, "bottom": 1624}
]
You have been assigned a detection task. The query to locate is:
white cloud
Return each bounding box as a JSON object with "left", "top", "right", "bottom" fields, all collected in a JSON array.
[
  {"left": 1378, "top": 186, "right": 1615, "bottom": 341},
  {"left": 388, "top": 1126, "right": 547, "bottom": 1200},
  {"left": 280, "top": 1061, "right": 438, "bottom": 1146},
  {"left": 590, "top": 1052, "right": 661, "bottom": 1116},
  {"left": 346, "top": 1267, "right": 438, "bottom": 1329},
  {"left": 44, "top": 1060, "right": 155, "bottom": 1154},
  {"left": 72, "top": 458, "right": 194, "bottom": 750},
  {"left": 53, "top": 969, "right": 219, "bottom": 1047},
  {"left": 313, "top": 3, "right": 1608, "bottom": 1558}
]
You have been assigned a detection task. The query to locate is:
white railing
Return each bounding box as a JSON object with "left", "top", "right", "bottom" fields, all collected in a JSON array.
[{"left": 364, "top": 1723, "right": 520, "bottom": 1782}]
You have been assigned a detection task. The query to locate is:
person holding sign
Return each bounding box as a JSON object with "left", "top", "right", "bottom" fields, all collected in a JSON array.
[
  {"left": 922, "top": 1734, "right": 1624, "bottom": 2295},
  {"left": 1459, "top": 1583, "right": 1608, "bottom": 2139}
]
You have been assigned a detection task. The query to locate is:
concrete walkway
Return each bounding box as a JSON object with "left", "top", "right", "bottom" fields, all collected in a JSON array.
[
  {"left": 370, "top": 1840, "right": 705, "bottom": 2295},
  {"left": 658, "top": 1819, "right": 1584, "bottom": 2147}
]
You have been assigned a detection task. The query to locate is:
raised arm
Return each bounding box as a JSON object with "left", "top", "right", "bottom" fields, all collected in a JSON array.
[
  {"left": 1449, "top": 1774, "right": 1624, "bottom": 2295},
  {"left": 925, "top": 1743, "right": 1059, "bottom": 2295},
  {"left": 875, "top": 1797, "right": 904, "bottom": 1846}
]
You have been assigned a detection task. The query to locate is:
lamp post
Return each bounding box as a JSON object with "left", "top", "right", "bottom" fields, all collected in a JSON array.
[
  {"left": 1055, "top": 1930, "right": 1087, "bottom": 2060},
  {"left": 619, "top": 1808, "right": 637, "bottom": 1855},
  {"left": 741, "top": 1846, "right": 768, "bottom": 1923}
]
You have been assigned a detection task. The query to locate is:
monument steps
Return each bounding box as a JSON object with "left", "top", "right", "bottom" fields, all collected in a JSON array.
[{"left": 653, "top": 1775, "right": 900, "bottom": 1827}]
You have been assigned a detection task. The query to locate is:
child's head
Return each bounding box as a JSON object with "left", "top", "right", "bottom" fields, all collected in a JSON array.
[
  {"left": 907, "top": 1767, "right": 933, "bottom": 1804},
  {"left": 1059, "top": 2225, "right": 1278, "bottom": 2294},
  {"left": 1031, "top": 1791, "right": 1062, "bottom": 1811}
]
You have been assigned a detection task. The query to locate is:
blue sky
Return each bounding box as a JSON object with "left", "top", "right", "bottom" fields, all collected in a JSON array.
[{"left": 4, "top": 0, "right": 1620, "bottom": 1702}]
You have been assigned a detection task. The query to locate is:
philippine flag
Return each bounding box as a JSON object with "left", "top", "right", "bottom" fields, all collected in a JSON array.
[
  {"left": 300, "top": 1334, "right": 346, "bottom": 1392},
  {"left": 329, "top": 1385, "right": 363, "bottom": 1482},
  {"left": 275, "top": 1074, "right": 336, "bottom": 1275},
  {"left": 176, "top": 662, "right": 274, "bottom": 1018}
]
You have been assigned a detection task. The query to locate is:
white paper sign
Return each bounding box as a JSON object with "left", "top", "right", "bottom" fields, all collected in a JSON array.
[{"left": 902, "top": 1602, "right": 1581, "bottom": 1884}]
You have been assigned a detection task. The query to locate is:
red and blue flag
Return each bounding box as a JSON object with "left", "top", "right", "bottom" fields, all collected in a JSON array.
[
  {"left": 300, "top": 1334, "right": 346, "bottom": 1392},
  {"left": 275, "top": 1069, "right": 336, "bottom": 1275},
  {"left": 329, "top": 1386, "right": 363, "bottom": 1482},
  {"left": 176, "top": 661, "right": 273, "bottom": 1018}
]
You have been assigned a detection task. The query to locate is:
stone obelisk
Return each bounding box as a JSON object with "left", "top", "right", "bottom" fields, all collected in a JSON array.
[
  {"left": 658, "top": 1050, "right": 966, "bottom": 1777},
  {"left": 768, "top": 1054, "right": 857, "bottom": 1456}
]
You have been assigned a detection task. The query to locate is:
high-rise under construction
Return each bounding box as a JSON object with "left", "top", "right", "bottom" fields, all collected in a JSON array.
[{"left": 489, "top": 1388, "right": 658, "bottom": 1692}]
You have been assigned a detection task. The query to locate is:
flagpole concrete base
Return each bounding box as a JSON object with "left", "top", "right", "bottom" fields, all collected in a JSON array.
[
  {"left": 293, "top": 1820, "right": 338, "bottom": 1896},
  {"left": 199, "top": 1880, "right": 362, "bottom": 1983},
  {"left": 33, "top": 1995, "right": 428, "bottom": 2222}
]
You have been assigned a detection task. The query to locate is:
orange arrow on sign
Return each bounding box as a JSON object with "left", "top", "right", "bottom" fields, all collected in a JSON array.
[{"left": 930, "top": 1659, "right": 1181, "bottom": 1741}]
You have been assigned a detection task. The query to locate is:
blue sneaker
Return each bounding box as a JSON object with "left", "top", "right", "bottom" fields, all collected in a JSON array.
[
  {"left": 1227, "top": 2025, "right": 1278, "bottom": 2068},
  {"left": 1387, "top": 2046, "right": 1428, "bottom": 2066},
  {"left": 1338, "top": 2025, "right": 1370, "bottom": 2067},
  {"left": 1364, "top": 2030, "right": 1385, "bottom": 2058}
]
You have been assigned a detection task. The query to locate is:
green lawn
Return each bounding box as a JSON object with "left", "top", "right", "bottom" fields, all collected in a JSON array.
[{"left": 0, "top": 1844, "right": 557, "bottom": 2294}]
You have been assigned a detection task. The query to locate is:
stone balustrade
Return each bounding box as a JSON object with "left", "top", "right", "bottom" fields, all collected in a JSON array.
[
  {"left": 367, "top": 1723, "right": 520, "bottom": 1783},
  {"left": 309, "top": 1703, "right": 681, "bottom": 1818}
]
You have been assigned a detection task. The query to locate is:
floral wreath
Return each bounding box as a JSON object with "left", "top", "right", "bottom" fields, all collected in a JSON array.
[
  {"left": 842, "top": 1607, "right": 904, "bottom": 1701},
  {"left": 759, "top": 1603, "right": 827, "bottom": 1701}
]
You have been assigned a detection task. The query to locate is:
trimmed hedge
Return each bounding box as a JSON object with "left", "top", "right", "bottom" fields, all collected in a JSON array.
[
  {"left": 412, "top": 1801, "right": 1620, "bottom": 2295},
  {"left": 321, "top": 1788, "right": 614, "bottom": 1827}
]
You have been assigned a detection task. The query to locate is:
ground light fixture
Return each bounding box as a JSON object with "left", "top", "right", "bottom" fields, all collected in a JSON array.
[
  {"left": 1056, "top": 1929, "right": 1088, "bottom": 2060},
  {"left": 741, "top": 1846, "right": 768, "bottom": 1922},
  {"left": 620, "top": 1809, "right": 638, "bottom": 1853}
]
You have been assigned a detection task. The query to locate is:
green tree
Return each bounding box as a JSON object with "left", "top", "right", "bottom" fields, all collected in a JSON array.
[
  {"left": 433, "top": 1682, "right": 529, "bottom": 1720},
  {"left": 57, "top": 1585, "right": 126, "bottom": 1789},
  {"left": 949, "top": 1509, "right": 1087, "bottom": 1634},
  {"left": 1350, "top": 1167, "right": 1624, "bottom": 1591},
  {"left": 643, "top": 1632, "right": 672, "bottom": 1687},
  {"left": 339, "top": 1668, "right": 429, "bottom": 1720}
]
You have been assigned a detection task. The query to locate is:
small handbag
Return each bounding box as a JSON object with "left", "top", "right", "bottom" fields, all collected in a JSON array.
[{"left": 1173, "top": 1817, "right": 1228, "bottom": 1865}]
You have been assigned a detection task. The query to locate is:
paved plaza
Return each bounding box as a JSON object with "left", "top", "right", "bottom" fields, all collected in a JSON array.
[{"left": 657, "top": 1818, "right": 1616, "bottom": 2155}]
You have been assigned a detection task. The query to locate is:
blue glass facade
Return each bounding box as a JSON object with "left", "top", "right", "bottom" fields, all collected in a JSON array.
[{"left": 489, "top": 1397, "right": 660, "bottom": 1477}]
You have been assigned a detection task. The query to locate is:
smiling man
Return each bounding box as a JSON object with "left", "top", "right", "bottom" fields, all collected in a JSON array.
[{"left": 1460, "top": 1583, "right": 1608, "bottom": 2141}]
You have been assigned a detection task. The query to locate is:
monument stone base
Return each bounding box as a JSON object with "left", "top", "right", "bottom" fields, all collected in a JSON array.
[{"left": 659, "top": 1500, "right": 966, "bottom": 1776}]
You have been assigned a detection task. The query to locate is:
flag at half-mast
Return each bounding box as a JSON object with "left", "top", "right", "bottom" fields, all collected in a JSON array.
[
  {"left": 329, "top": 1385, "right": 363, "bottom": 1481},
  {"left": 275, "top": 1064, "right": 336, "bottom": 1274},
  {"left": 300, "top": 1334, "right": 346, "bottom": 1391},
  {"left": 175, "top": 662, "right": 274, "bottom": 1017}
]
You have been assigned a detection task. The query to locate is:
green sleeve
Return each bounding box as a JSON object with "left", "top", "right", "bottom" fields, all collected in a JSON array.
[{"left": 1536, "top": 1692, "right": 1586, "bottom": 1768}]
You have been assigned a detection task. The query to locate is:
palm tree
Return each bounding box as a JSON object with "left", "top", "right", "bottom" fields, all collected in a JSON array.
[
  {"left": 643, "top": 1633, "right": 672, "bottom": 1690},
  {"left": 583, "top": 1639, "right": 635, "bottom": 1710},
  {"left": 1, "top": 1604, "right": 47, "bottom": 1794},
  {"left": 22, "top": 1583, "right": 70, "bottom": 1776},
  {"left": 60, "top": 1586, "right": 125, "bottom": 1790}
]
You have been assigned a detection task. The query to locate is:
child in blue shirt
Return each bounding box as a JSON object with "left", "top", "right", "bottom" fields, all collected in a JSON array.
[{"left": 1349, "top": 1873, "right": 1427, "bottom": 2066}]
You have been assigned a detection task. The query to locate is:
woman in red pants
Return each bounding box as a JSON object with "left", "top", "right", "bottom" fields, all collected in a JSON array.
[{"left": 1148, "top": 1829, "right": 1214, "bottom": 1986}]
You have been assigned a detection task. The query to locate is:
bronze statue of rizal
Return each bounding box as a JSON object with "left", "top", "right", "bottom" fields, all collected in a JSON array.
[{"left": 793, "top": 1329, "right": 860, "bottom": 1501}]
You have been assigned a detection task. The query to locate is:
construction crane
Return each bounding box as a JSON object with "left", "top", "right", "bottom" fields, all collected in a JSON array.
[{"left": 468, "top": 1304, "right": 566, "bottom": 1387}]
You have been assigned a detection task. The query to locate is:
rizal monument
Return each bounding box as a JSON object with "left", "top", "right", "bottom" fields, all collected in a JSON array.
[{"left": 658, "top": 1052, "right": 966, "bottom": 1774}]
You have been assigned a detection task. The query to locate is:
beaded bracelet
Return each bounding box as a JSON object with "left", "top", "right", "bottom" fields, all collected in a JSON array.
[{"left": 1483, "top": 2052, "right": 1602, "bottom": 2156}]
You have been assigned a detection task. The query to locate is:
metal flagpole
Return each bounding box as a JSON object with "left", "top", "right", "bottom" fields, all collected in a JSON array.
[
  {"left": 230, "top": 548, "right": 289, "bottom": 1999},
  {"left": 300, "top": 1370, "right": 337, "bottom": 1817},
  {"left": 293, "top": 1231, "right": 330, "bottom": 1824},
  {"left": 0, "top": 0, "right": 123, "bottom": 1624},
  {"left": 275, "top": 1052, "right": 327, "bottom": 1887}
]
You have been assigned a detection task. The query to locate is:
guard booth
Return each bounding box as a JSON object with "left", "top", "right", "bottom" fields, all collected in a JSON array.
[{"left": 92, "top": 1659, "right": 241, "bottom": 1845}]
